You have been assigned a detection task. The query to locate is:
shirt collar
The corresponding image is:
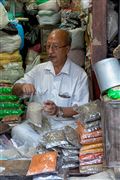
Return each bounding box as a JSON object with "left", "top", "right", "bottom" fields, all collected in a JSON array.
[{"left": 45, "top": 58, "right": 71, "bottom": 75}]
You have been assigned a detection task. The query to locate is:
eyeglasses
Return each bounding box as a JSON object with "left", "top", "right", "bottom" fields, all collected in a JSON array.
[{"left": 46, "top": 44, "right": 68, "bottom": 51}]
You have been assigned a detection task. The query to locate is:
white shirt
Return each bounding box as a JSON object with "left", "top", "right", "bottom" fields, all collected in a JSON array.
[{"left": 16, "top": 58, "right": 89, "bottom": 129}]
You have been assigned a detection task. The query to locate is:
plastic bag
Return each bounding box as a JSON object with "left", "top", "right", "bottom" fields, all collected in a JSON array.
[
  {"left": 80, "top": 143, "right": 103, "bottom": 151},
  {"left": 0, "top": 102, "right": 24, "bottom": 109},
  {"left": 27, "top": 151, "right": 58, "bottom": 176},
  {"left": 0, "top": 95, "right": 19, "bottom": 102},
  {"left": 0, "top": 87, "right": 12, "bottom": 94},
  {"left": 0, "top": 109, "right": 24, "bottom": 118},
  {"left": 80, "top": 152, "right": 103, "bottom": 161},
  {"left": 107, "top": 1, "right": 118, "bottom": 43},
  {"left": 27, "top": 102, "right": 43, "bottom": 128},
  {"left": 25, "top": 26, "right": 40, "bottom": 47},
  {"left": 79, "top": 164, "right": 103, "bottom": 175},
  {"left": 43, "top": 129, "right": 68, "bottom": 149},
  {"left": 80, "top": 136, "right": 103, "bottom": 145},
  {"left": 80, "top": 147, "right": 103, "bottom": 156},
  {"left": 74, "top": 100, "right": 101, "bottom": 124},
  {"left": 64, "top": 126, "right": 80, "bottom": 148},
  {"left": 80, "top": 157, "right": 103, "bottom": 166},
  {"left": 107, "top": 88, "right": 120, "bottom": 99},
  {"left": 0, "top": 2, "right": 9, "bottom": 29}
]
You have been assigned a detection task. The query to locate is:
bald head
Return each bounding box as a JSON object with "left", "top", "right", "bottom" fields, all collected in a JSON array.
[{"left": 48, "top": 29, "right": 72, "bottom": 46}]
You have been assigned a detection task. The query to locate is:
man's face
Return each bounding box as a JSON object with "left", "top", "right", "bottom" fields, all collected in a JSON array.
[{"left": 46, "top": 31, "right": 70, "bottom": 64}]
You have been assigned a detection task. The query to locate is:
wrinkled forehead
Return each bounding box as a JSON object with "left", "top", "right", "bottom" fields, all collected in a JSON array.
[{"left": 47, "top": 30, "right": 67, "bottom": 44}]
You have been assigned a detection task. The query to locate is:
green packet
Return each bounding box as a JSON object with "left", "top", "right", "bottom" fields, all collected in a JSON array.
[
  {"left": 0, "top": 102, "right": 24, "bottom": 109},
  {"left": 0, "top": 87, "right": 12, "bottom": 94},
  {"left": 0, "top": 109, "right": 24, "bottom": 118},
  {"left": 107, "top": 88, "right": 120, "bottom": 99},
  {"left": 0, "top": 95, "right": 19, "bottom": 102}
]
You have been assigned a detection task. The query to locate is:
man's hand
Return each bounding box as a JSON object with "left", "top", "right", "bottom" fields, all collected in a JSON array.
[
  {"left": 43, "top": 100, "right": 58, "bottom": 116},
  {"left": 21, "top": 83, "right": 36, "bottom": 95},
  {"left": 12, "top": 83, "right": 36, "bottom": 96}
]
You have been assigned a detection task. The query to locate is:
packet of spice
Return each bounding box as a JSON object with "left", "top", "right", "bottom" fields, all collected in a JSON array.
[
  {"left": 64, "top": 126, "right": 80, "bottom": 148},
  {"left": 73, "top": 100, "right": 101, "bottom": 123},
  {"left": 27, "top": 151, "right": 58, "bottom": 176},
  {"left": 43, "top": 129, "right": 68, "bottom": 149}
]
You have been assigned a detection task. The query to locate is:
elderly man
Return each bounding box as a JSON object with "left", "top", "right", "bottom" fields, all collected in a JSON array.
[{"left": 12, "top": 29, "right": 89, "bottom": 144}]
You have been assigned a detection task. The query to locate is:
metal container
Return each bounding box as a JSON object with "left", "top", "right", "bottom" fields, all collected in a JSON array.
[{"left": 93, "top": 58, "right": 120, "bottom": 93}]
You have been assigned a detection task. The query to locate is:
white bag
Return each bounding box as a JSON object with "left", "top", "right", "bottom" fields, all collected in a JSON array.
[
  {"left": 0, "top": 2, "right": 9, "bottom": 29},
  {"left": 0, "top": 32, "right": 21, "bottom": 53}
]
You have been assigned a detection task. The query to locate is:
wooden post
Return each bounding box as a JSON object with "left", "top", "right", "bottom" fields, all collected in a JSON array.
[{"left": 91, "top": 0, "right": 107, "bottom": 99}]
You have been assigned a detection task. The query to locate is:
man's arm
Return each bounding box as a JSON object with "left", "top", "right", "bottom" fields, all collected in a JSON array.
[
  {"left": 12, "top": 83, "right": 36, "bottom": 97},
  {"left": 43, "top": 100, "right": 78, "bottom": 118}
]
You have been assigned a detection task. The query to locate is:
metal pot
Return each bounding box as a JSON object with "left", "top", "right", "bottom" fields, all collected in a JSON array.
[{"left": 93, "top": 58, "right": 120, "bottom": 93}]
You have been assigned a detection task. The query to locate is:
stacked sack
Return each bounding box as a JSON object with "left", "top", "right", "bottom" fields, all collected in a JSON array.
[
  {"left": 75, "top": 100, "right": 105, "bottom": 175},
  {"left": 59, "top": 0, "right": 86, "bottom": 67},
  {"left": 0, "top": 3, "right": 24, "bottom": 84},
  {"left": 36, "top": 0, "right": 61, "bottom": 25},
  {"left": 0, "top": 83, "right": 25, "bottom": 124}
]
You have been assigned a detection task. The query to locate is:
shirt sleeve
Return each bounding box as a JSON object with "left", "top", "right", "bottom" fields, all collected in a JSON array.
[{"left": 15, "top": 66, "right": 38, "bottom": 84}]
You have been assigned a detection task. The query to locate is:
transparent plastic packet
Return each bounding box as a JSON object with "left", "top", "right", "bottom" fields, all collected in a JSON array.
[
  {"left": 81, "top": 129, "right": 102, "bottom": 140},
  {"left": 80, "top": 147, "right": 103, "bottom": 156},
  {"left": 80, "top": 136, "right": 103, "bottom": 145},
  {"left": 80, "top": 143, "right": 103, "bottom": 151},
  {"left": 42, "top": 129, "right": 68, "bottom": 149},
  {"left": 0, "top": 102, "right": 24, "bottom": 109},
  {"left": 62, "top": 161, "right": 79, "bottom": 169},
  {"left": 63, "top": 155, "right": 79, "bottom": 163},
  {"left": 0, "top": 95, "right": 19, "bottom": 102},
  {"left": 84, "top": 120, "right": 102, "bottom": 132},
  {"left": 76, "top": 120, "right": 103, "bottom": 144},
  {"left": 73, "top": 100, "right": 101, "bottom": 124},
  {"left": 0, "top": 109, "right": 24, "bottom": 118},
  {"left": 27, "top": 102, "right": 43, "bottom": 128},
  {"left": 59, "top": 143, "right": 80, "bottom": 150},
  {"left": 27, "top": 151, "right": 58, "bottom": 176},
  {"left": 31, "top": 116, "right": 51, "bottom": 135},
  {"left": 79, "top": 152, "right": 104, "bottom": 162},
  {"left": 62, "top": 149, "right": 79, "bottom": 157},
  {"left": 33, "top": 174, "right": 63, "bottom": 180},
  {"left": 0, "top": 87, "right": 12, "bottom": 94},
  {"left": 79, "top": 164, "right": 104, "bottom": 175},
  {"left": 80, "top": 158, "right": 103, "bottom": 166},
  {"left": 64, "top": 126, "right": 80, "bottom": 148}
]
